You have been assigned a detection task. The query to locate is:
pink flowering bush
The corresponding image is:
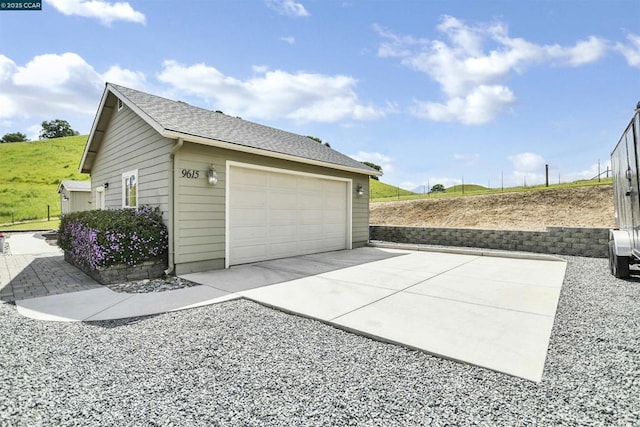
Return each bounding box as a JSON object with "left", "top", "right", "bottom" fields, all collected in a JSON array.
[{"left": 58, "top": 206, "right": 168, "bottom": 269}]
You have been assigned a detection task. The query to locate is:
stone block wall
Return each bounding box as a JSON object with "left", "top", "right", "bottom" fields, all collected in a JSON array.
[
  {"left": 369, "top": 226, "right": 609, "bottom": 258},
  {"left": 65, "top": 252, "right": 167, "bottom": 284}
]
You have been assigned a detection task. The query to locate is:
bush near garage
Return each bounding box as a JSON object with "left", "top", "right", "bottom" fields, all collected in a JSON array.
[{"left": 58, "top": 206, "right": 168, "bottom": 270}]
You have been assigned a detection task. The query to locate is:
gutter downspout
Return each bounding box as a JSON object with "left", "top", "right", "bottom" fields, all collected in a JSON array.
[{"left": 165, "top": 137, "right": 184, "bottom": 276}]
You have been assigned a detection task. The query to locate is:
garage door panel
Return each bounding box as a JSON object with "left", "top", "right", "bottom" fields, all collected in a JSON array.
[
  {"left": 268, "top": 209, "right": 298, "bottom": 224},
  {"left": 232, "top": 225, "right": 267, "bottom": 241},
  {"left": 300, "top": 210, "right": 323, "bottom": 224},
  {"left": 299, "top": 223, "right": 323, "bottom": 235},
  {"left": 269, "top": 242, "right": 299, "bottom": 257},
  {"left": 235, "top": 168, "right": 268, "bottom": 186},
  {"left": 300, "top": 197, "right": 324, "bottom": 209},
  {"left": 231, "top": 245, "right": 267, "bottom": 264},
  {"left": 324, "top": 209, "right": 346, "bottom": 221},
  {"left": 230, "top": 166, "right": 349, "bottom": 265},
  {"left": 231, "top": 189, "right": 267, "bottom": 208},
  {"left": 323, "top": 222, "right": 346, "bottom": 234},
  {"left": 268, "top": 190, "right": 298, "bottom": 210},
  {"left": 232, "top": 209, "right": 267, "bottom": 225},
  {"left": 268, "top": 225, "right": 298, "bottom": 240},
  {"left": 269, "top": 173, "right": 298, "bottom": 189},
  {"left": 299, "top": 177, "right": 323, "bottom": 191}
]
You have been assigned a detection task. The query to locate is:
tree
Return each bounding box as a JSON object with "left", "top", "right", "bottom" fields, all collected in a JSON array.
[
  {"left": 1, "top": 132, "right": 28, "bottom": 143},
  {"left": 306, "top": 135, "right": 331, "bottom": 148},
  {"left": 430, "top": 184, "right": 446, "bottom": 193},
  {"left": 39, "top": 119, "right": 79, "bottom": 139},
  {"left": 361, "top": 161, "right": 382, "bottom": 180}
]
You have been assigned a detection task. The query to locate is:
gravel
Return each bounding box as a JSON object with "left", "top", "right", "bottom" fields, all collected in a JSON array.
[
  {"left": 104, "top": 277, "right": 201, "bottom": 294},
  {"left": 0, "top": 255, "right": 638, "bottom": 426}
]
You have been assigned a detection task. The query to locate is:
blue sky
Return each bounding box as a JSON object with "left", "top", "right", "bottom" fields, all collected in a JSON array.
[{"left": 1, "top": 0, "right": 639, "bottom": 190}]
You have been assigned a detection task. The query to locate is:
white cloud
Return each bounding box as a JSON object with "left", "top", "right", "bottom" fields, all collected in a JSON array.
[
  {"left": 157, "top": 60, "right": 388, "bottom": 122},
  {"left": 412, "top": 85, "right": 515, "bottom": 124},
  {"left": 615, "top": 33, "right": 640, "bottom": 67},
  {"left": 252, "top": 65, "right": 269, "bottom": 73},
  {"left": 0, "top": 53, "right": 103, "bottom": 120},
  {"left": 509, "top": 152, "right": 546, "bottom": 173},
  {"left": 46, "top": 0, "right": 146, "bottom": 26},
  {"left": 266, "top": 0, "right": 309, "bottom": 17},
  {"left": 376, "top": 15, "right": 610, "bottom": 125},
  {"left": 349, "top": 151, "right": 394, "bottom": 174},
  {"left": 281, "top": 36, "right": 296, "bottom": 45},
  {"left": 103, "top": 65, "right": 147, "bottom": 89},
  {"left": 554, "top": 36, "right": 608, "bottom": 66}
]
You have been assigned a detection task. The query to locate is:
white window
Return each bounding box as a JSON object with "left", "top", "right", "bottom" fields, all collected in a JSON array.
[
  {"left": 122, "top": 170, "right": 138, "bottom": 209},
  {"left": 96, "top": 186, "right": 105, "bottom": 210}
]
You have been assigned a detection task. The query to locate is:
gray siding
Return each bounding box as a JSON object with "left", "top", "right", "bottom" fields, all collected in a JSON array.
[
  {"left": 90, "top": 100, "right": 173, "bottom": 221},
  {"left": 174, "top": 143, "right": 371, "bottom": 272}
]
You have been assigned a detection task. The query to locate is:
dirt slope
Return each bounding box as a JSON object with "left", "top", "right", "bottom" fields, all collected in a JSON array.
[{"left": 370, "top": 185, "right": 615, "bottom": 231}]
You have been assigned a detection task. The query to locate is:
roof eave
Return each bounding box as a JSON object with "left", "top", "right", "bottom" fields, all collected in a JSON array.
[
  {"left": 162, "top": 129, "right": 382, "bottom": 177},
  {"left": 78, "top": 85, "right": 111, "bottom": 174},
  {"left": 79, "top": 83, "right": 166, "bottom": 174}
]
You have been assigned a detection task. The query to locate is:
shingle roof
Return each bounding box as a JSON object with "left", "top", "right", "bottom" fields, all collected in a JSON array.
[
  {"left": 108, "top": 83, "right": 378, "bottom": 175},
  {"left": 58, "top": 180, "right": 91, "bottom": 192}
]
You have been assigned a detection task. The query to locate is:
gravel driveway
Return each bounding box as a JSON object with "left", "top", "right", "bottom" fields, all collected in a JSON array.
[{"left": 1, "top": 256, "right": 638, "bottom": 426}]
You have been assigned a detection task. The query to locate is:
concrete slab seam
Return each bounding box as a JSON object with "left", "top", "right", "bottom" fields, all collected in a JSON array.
[
  {"left": 80, "top": 294, "right": 136, "bottom": 321},
  {"left": 329, "top": 256, "right": 480, "bottom": 323},
  {"left": 401, "top": 290, "right": 556, "bottom": 318}
]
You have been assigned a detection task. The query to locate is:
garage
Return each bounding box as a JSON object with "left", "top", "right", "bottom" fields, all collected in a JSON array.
[
  {"left": 82, "top": 84, "right": 379, "bottom": 274},
  {"left": 227, "top": 163, "right": 350, "bottom": 266}
]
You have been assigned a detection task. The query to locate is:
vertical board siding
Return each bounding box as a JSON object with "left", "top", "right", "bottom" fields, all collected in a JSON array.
[{"left": 90, "top": 99, "right": 173, "bottom": 222}]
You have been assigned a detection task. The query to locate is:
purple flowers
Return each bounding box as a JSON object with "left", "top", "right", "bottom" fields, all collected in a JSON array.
[{"left": 58, "top": 206, "right": 168, "bottom": 268}]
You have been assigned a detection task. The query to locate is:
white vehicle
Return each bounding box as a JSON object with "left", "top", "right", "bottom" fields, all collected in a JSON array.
[{"left": 609, "top": 102, "right": 640, "bottom": 278}]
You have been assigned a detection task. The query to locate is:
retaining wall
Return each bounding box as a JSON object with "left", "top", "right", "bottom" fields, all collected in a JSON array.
[
  {"left": 369, "top": 226, "right": 609, "bottom": 258},
  {"left": 65, "top": 252, "right": 167, "bottom": 284}
]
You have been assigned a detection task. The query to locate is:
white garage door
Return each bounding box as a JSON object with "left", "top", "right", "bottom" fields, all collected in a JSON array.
[{"left": 228, "top": 165, "right": 349, "bottom": 266}]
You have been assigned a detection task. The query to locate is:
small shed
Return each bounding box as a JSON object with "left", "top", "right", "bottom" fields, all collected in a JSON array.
[
  {"left": 57, "top": 180, "right": 91, "bottom": 214},
  {"left": 79, "top": 83, "right": 381, "bottom": 274}
]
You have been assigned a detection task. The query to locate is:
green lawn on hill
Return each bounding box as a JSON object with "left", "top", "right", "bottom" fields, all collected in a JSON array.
[
  {"left": 371, "top": 177, "right": 613, "bottom": 202},
  {"left": 0, "top": 135, "right": 89, "bottom": 225},
  {"left": 369, "top": 179, "right": 416, "bottom": 199}
]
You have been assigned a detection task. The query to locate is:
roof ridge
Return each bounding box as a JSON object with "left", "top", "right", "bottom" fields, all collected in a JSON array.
[{"left": 104, "top": 83, "right": 380, "bottom": 176}]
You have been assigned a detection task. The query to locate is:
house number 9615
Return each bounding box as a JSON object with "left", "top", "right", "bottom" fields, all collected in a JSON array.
[{"left": 181, "top": 169, "right": 200, "bottom": 179}]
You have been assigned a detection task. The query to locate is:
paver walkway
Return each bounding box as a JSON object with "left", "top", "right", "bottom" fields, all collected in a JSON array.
[
  {"left": 0, "top": 254, "right": 101, "bottom": 302},
  {"left": 0, "top": 232, "right": 101, "bottom": 302}
]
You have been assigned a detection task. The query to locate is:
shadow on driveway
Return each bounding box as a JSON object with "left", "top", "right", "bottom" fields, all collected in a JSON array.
[{"left": 0, "top": 255, "right": 100, "bottom": 303}]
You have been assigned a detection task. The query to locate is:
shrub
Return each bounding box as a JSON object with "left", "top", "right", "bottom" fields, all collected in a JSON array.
[{"left": 58, "top": 206, "right": 168, "bottom": 269}]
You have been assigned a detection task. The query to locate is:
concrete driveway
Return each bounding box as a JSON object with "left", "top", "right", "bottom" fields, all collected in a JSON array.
[
  {"left": 13, "top": 244, "right": 567, "bottom": 382},
  {"left": 181, "top": 245, "right": 567, "bottom": 382}
]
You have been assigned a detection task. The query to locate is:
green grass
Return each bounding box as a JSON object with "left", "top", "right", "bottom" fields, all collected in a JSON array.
[
  {"left": 0, "top": 135, "right": 89, "bottom": 225},
  {"left": 369, "top": 179, "right": 416, "bottom": 199},
  {"left": 0, "top": 219, "right": 60, "bottom": 231},
  {"left": 370, "top": 177, "right": 613, "bottom": 202},
  {"left": 0, "top": 134, "right": 614, "bottom": 222}
]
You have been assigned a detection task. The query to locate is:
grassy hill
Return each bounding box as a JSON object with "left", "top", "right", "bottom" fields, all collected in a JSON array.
[
  {"left": 369, "top": 179, "right": 416, "bottom": 199},
  {"left": 0, "top": 135, "right": 89, "bottom": 225},
  {"left": 371, "top": 177, "right": 613, "bottom": 202}
]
